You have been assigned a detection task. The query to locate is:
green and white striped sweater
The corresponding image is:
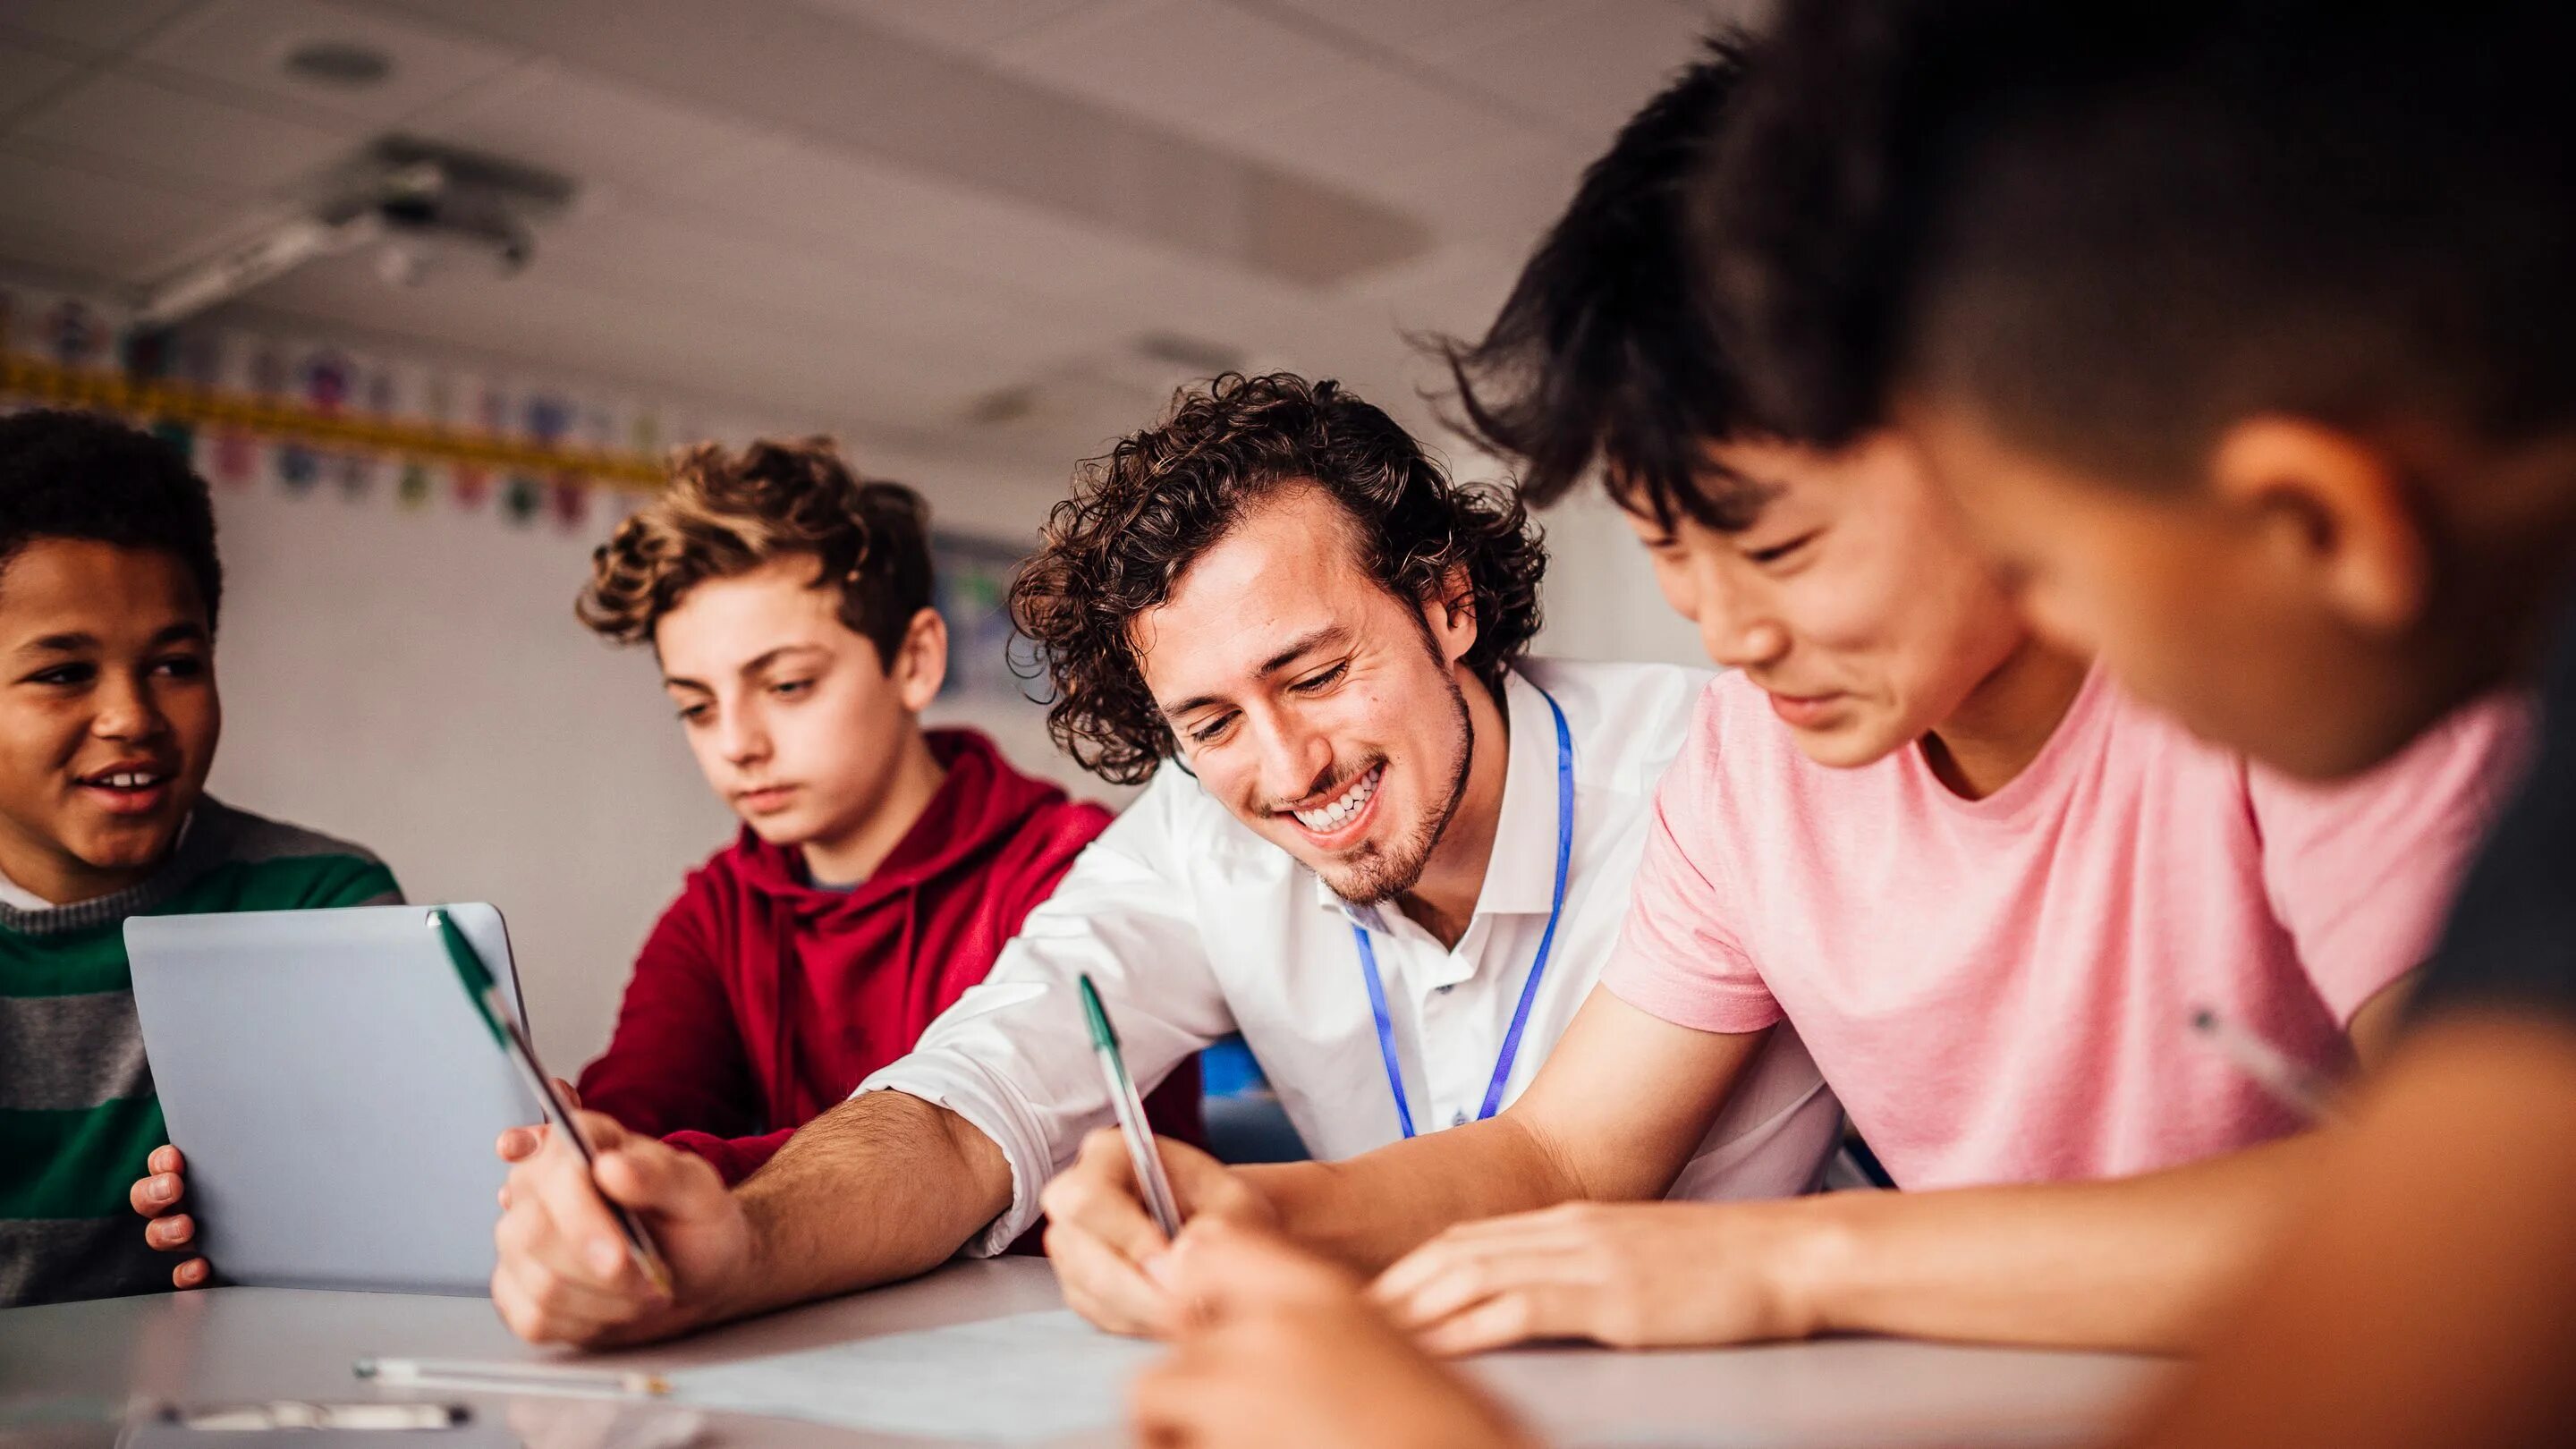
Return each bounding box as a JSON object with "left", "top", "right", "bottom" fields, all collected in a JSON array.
[{"left": 0, "top": 798, "right": 399, "bottom": 1307}]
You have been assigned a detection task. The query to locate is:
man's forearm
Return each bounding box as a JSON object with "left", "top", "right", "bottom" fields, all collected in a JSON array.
[
  {"left": 1783, "top": 1135, "right": 2323, "bottom": 1352},
  {"left": 724, "top": 1090, "right": 1015, "bottom": 1318},
  {"left": 1241, "top": 1114, "right": 1614, "bottom": 1273}
]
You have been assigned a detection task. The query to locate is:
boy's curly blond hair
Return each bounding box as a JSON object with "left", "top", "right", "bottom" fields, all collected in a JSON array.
[{"left": 579, "top": 436, "right": 933, "bottom": 663}]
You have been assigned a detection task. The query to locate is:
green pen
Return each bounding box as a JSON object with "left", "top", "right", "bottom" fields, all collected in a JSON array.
[
  {"left": 1078, "top": 974, "right": 1183, "bottom": 1241},
  {"left": 433, "top": 909, "right": 674, "bottom": 1298}
]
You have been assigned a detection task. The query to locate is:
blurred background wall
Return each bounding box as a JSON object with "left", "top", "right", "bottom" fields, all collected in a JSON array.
[{"left": 0, "top": 0, "right": 1727, "bottom": 1063}]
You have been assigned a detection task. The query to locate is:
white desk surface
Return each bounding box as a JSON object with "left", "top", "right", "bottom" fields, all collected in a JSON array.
[{"left": 0, "top": 1257, "right": 2169, "bottom": 1447}]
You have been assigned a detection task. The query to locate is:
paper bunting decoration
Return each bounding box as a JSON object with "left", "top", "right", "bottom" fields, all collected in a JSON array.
[
  {"left": 549, "top": 475, "right": 589, "bottom": 530},
  {"left": 501, "top": 474, "right": 543, "bottom": 525},
  {"left": 0, "top": 280, "right": 824, "bottom": 553}
]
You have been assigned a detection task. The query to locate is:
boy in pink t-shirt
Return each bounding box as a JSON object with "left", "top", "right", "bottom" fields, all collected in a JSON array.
[{"left": 1611, "top": 663, "right": 2509, "bottom": 1193}]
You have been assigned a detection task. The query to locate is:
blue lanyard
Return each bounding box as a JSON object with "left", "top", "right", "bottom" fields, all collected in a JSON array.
[{"left": 1352, "top": 686, "right": 1574, "bottom": 1139}]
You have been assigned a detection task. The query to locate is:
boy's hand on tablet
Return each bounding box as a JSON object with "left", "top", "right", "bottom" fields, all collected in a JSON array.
[
  {"left": 1370, "top": 1199, "right": 1816, "bottom": 1355},
  {"left": 1130, "top": 1220, "right": 1537, "bottom": 1449},
  {"left": 128, "top": 1144, "right": 213, "bottom": 1289},
  {"left": 1041, "top": 1129, "right": 1275, "bottom": 1338},
  {"left": 489, "top": 1107, "right": 750, "bottom": 1346}
]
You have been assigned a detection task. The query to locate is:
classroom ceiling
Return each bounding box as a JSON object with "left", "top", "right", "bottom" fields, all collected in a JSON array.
[{"left": 0, "top": 0, "right": 1752, "bottom": 487}]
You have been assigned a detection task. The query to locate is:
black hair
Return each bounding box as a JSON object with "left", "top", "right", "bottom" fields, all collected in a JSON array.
[
  {"left": 0, "top": 408, "right": 224, "bottom": 626},
  {"left": 1437, "top": 34, "right": 1775, "bottom": 530},
  {"left": 1703, "top": 0, "right": 2576, "bottom": 480}
]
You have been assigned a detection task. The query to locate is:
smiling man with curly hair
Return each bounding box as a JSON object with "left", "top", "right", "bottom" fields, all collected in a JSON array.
[{"left": 483, "top": 371, "right": 1839, "bottom": 1349}]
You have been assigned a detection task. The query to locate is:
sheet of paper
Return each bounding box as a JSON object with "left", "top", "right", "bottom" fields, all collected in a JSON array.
[{"left": 667, "top": 1309, "right": 1160, "bottom": 1444}]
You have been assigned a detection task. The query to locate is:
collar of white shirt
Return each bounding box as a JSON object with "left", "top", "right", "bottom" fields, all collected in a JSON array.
[{"left": 1315, "top": 667, "right": 1568, "bottom": 929}]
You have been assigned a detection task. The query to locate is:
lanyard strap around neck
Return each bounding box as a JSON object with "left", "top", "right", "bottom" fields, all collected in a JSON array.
[{"left": 1352, "top": 684, "right": 1574, "bottom": 1139}]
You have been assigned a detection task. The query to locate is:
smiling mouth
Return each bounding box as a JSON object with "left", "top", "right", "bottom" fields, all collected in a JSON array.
[
  {"left": 1287, "top": 764, "right": 1382, "bottom": 835},
  {"left": 77, "top": 768, "right": 171, "bottom": 792}
]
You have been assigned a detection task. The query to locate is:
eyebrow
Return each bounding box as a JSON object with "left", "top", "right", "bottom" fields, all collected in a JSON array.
[
  {"left": 12, "top": 623, "right": 208, "bottom": 657},
  {"left": 662, "top": 642, "right": 829, "bottom": 691},
  {"left": 1157, "top": 625, "right": 1350, "bottom": 720}
]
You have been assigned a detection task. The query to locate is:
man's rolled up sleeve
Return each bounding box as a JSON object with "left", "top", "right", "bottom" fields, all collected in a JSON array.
[{"left": 856, "top": 782, "right": 1233, "bottom": 1255}]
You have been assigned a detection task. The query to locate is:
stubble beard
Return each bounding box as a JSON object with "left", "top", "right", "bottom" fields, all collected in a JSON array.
[{"left": 1319, "top": 665, "right": 1476, "bottom": 908}]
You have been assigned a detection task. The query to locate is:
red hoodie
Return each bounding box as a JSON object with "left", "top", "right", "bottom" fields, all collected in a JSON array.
[{"left": 579, "top": 728, "right": 1200, "bottom": 1186}]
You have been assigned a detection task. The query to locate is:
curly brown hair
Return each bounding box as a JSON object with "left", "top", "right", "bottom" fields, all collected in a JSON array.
[
  {"left": 578, "top": 436, "right": 933, "bottom": 664},
  {"left": 1009, "top": 371, "right": 1546, "bottom": 785}
]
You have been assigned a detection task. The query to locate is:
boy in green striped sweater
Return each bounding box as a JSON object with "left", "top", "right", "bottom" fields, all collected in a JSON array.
[{"left": 0, "top": 410, "right": 399, "bottom": 1308}]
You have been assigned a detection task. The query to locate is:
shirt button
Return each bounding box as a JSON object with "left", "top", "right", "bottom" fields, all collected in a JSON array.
[{"left": 1451, "top": 1110, "right": 1468, "bottom": 1128}]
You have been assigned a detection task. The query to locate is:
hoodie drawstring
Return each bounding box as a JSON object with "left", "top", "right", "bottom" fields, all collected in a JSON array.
[{"left": 769, "top": 905, "right": 801, "bottom": 1130}]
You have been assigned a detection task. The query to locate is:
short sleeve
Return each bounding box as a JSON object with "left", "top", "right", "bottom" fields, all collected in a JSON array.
[
  {"left": 2247, "top": 691, "right": 2533, "bottom": 1023},
  {"left": 1599, "top": 685, "right": 1783, "bottom": 1035}
]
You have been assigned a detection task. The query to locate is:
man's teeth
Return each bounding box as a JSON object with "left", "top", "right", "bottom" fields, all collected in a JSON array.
[
  {"left": 1292, "top": 767, "right": 1379, "bottom": 833},
  {"left": 91, "top": 772, "right": 165, "bottom": 789}
]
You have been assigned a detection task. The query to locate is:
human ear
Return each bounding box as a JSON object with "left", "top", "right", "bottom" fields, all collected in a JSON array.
[
  {"left": 1422, "top": 562, "right": 1480, "bottom": 668},
  {"left": 2207, "top": 418, "right": 2429, "bottom": 634},
  {"left": 892, "top": 607, "right": 949, "bottom": 712}
]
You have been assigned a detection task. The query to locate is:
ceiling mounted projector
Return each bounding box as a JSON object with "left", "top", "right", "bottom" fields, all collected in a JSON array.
[{"left": 135, "top": 137, "right": 578, "bottom": 328}]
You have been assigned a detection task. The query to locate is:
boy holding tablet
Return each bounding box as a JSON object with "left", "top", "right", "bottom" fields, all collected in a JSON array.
[{"left": 0, "top": 409, "right": 398, "bottom": 1308}]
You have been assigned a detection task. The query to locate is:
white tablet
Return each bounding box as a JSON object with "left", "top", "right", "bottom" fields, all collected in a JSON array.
[{"left": 125, "top": 903, "right": 541, "bottom": 1294}]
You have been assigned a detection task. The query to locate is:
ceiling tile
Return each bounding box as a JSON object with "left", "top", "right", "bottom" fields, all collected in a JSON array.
[
  {"left": 13, "top": 68, "right": 356, "bottom": 195},
  {"left": 1266, "top": 0, "right": 1546, "bottom": 51},
  {"left": 0, "top": 144, "right": 239, "bottom": 280},
  {"left": 412, "top": 58, "right": 770, "bottom": 198},
  {"left": 537, "top": 201, "right": 1106, "bottom": 368},
  {"left": 785, "top": 0, "right": 1101, "bottom": 55},
  {"left": 990, "top": 0, "right": 1361, "bottom": 140},
  {"left": 0, "top": 39, "right": 81, "bottom": 119},
  {"left": 681, "top": 136, "right": 1166, "bottom": 313},
  {"left": 133, "top": 0, "right": 522, "bottom": 125},
  {"left": 354, "top": 0, "right": 1435, "bottom": 289},
  {"left": 1226, "top": 64, "right": 1559, "bottom": 204},
  {"left": 0, "top": 0, "right": 202, "bottom": 56}
]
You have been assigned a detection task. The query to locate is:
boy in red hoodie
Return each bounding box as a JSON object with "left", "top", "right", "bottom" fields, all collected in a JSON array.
[
  {"left": 140, "top": 436, "right": 1192, "bottom": 1278},
  {"left": 562, "top": 437, "right": 1200, "bottom": 1185}
]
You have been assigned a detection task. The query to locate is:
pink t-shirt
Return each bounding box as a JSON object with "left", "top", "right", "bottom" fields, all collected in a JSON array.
[{"left": 1604, "top": 667, "right": 2526, "bottom": 1191}]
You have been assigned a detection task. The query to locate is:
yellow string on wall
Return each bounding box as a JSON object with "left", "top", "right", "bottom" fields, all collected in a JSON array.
[{"left": 0, "top": 356, "right": 666, "bottom": 491}]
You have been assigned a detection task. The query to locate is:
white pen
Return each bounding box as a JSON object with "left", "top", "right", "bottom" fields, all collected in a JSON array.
[
  {"left": 354, "top": 1356, "right": 671, "bottom": 1400},
  {"left": 2191, "top": 1007, "right": 2344, "bottom": 1124},
  {"left": 1077, "top": 973, "right": 1183, "bottom": 1240}
]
